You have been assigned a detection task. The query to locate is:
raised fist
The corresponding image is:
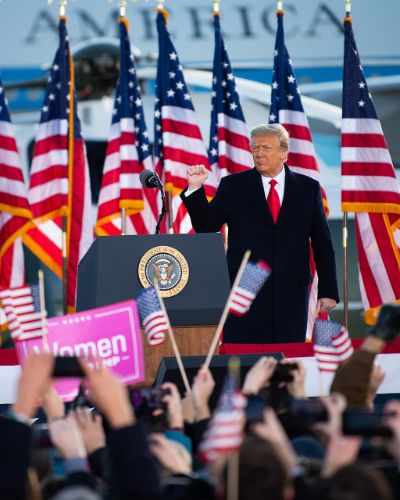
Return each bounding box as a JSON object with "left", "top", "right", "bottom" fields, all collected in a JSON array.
[{"left": 186, "top": 164, "right": 208, "bottom": 190}]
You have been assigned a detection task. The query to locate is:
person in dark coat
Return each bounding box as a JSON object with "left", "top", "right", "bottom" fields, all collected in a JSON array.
[{"left": 181, "top": 124, "right": 339, "bottom": 349}]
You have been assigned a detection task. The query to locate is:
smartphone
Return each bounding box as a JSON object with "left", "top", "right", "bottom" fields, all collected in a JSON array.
[
  {"left": 32, "top": 424, "right": 52, "bottom": 448},
  {"left": 270, "top": 362, "right": 298, "bottom": 384},
  {"left": 52, "top": 356, "right": 84, "bottom": 377},
  {"left": 288, "top": 398, "right": 328, "bottom": 425},
  {"left": 342, "top": 410, "right": 393, "bottom": 438},
  {"left": 129, "top": 387, "right": 171, "bottom": 412}
]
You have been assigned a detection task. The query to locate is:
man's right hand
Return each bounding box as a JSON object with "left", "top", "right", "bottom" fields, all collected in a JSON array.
[{"left": 186, "top": 164, "right": 208, "bottom": 190}]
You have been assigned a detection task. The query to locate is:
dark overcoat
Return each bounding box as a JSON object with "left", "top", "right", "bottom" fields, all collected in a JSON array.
[{"left": 181, "top": 166, "right": 339, "bottom": 344}]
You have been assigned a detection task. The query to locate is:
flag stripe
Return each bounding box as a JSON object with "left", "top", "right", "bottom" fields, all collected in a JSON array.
[{"left": 96, "top": 19, "right": 156, "bottom": 236}]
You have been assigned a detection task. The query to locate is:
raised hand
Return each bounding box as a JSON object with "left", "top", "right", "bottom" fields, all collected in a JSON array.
[
  {"left": 186, "top": 164, "right": 208, "bottom": 190},
  {"left": 191, "top": 366, "right": 215, "bottom": 420},
  {"left": 161, "top": 382, "right": 184, "bottom": 429},
  {"left": 12, "top": 352, "right": 54, "bottom": 419},
  {"left": 49, "top": 414, "right": 86, "bottom": 460},
  {"left": 242, "top": 356, "right": 278, "bottom": 395},
  {"left": 79, "top": 359, "right": 135, "bottom": 429},
  {"left": 72, "top": 409, "right": 106, "bottom": 455}
]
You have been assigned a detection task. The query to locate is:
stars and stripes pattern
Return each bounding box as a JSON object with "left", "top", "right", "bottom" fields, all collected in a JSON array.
[
  {"left": 24, "top": 18, "right": 93, "bottom": 311},
  {"left": 229, "top": 260, "right": 271, "bottom": 316},
  {"left": 96, "top": 18, "right": 157, "bottom": 236},
  {"left": 0, "top": 78, "right": 32, "bottom": 290},
  {"left": 341, "top": 18, "right": 400, "bottom": 324},
  {"left": 341, "top": 20, "right": 400, "bottom": 214},
  {"left": 154, "top": 9, "right": 217, "bottom": 234},
  {"left": 0, "top": 284, "right": 47, "bottom": 340},
  {"left": 270, "top": 10, "right": 329, "bottom": 340},
  {"left": 136, "top": 286, "right": 167, "bottom": 346},
  {"left": 209, "top": 13, "right": 253, "bottom": 182},
  {"left": 313, "top": 319, "right": 353, "bottom": 373},
  {"left": 197, "top": 369, "right": 247, "bottom": 463}
]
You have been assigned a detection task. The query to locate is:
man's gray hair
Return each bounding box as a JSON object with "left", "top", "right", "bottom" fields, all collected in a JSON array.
[{"left": 250, "top": 124, "right": 290, "bottom": 151}]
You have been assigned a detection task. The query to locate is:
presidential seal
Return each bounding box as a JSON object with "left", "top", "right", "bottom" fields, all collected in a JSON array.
[{"left": 138, "top": 246, "right": 189, "bottom": 298}]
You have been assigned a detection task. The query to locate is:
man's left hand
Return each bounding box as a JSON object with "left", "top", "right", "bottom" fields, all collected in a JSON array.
[{"left": 317, "top": 298, "right": 337, "bottom": 314}]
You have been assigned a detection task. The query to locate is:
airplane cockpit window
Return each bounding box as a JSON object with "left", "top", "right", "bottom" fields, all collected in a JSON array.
[{"left": 75, "top": 52, "right": 118, "bottom": 101}]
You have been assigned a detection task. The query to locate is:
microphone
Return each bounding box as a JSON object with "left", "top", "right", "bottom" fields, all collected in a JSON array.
[
  {"left": 139, "top": 169, "right": 166, "bottom": 234},
  {"left": 140, "top": 169, "right": 162, "bottom": 189}
]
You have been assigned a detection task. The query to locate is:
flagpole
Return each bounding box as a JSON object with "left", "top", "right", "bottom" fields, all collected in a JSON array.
[
  {"left": 62, "top": 215, "right": 68, "bottom": 314},
  {"left": 53, "top": 0, "right": 69, "bottom": 317},
  {"left": 153, "top": 282, "right": 191, "bottom": 393},
  {"left": 342, "top": 0, "right": 351, "bottom": 329},
  {"left": 118, "top": 1, "right": 127, "bottom": 234},
  {"left": 227, "top": 356, "right": 241, "bottom": 500},
  {"left": 167, "top": 192, "right": 174, "bottom": 233},
  {"left": 342, "top": 213, "right": 349, "bottom": 328},
  {"left": 204, "top": 250, "right": 251, "bottom": 369},
  {"left": 38, "top": 270, "right": 49, "bottom": 349}
]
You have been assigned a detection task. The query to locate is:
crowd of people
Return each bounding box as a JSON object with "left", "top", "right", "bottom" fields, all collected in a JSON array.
[{"left": 1, "top": 304, "right": 400, "bottom": 500}]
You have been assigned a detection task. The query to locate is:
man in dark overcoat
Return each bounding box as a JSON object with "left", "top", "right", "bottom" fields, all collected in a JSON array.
[{"left": 181, "top": 124, "right": 339, "bottom": 350}]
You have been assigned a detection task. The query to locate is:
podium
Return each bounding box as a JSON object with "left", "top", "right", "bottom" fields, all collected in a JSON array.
[{"left": 76, "top": 234, "right": 230, "bottom": 384}]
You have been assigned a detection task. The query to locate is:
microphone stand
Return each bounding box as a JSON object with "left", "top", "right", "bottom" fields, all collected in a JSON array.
[{"left": 155, "top": 178, "right": 167, "bottom": 235}]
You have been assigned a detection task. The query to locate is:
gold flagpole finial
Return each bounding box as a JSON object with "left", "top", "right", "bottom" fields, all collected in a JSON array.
[
  {"left": 213, "top": 0, "right": 220, "bottom": 15},
  {"left": 59, "top": 0, "right": 68, "bottom": 16},
  {"left": 119, "top": 0, "right": 127, "bottom": 17}
]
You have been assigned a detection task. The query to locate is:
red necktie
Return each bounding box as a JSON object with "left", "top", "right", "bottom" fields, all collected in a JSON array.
[{"left": 267, "top": 179, "right": 280, "bottom": 223}]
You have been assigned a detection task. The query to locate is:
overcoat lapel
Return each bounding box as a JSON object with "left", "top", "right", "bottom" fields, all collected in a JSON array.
[
  {"left": 245, "top": 168, "right": 275, "bottom": 225},
  {"left": 276, "top": 164, "right": 298, "bottom": 225}
]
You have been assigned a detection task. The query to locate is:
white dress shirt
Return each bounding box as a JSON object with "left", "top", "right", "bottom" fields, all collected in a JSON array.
[{"left": 261, "top": 166, "right": 285, "bottom": 205}]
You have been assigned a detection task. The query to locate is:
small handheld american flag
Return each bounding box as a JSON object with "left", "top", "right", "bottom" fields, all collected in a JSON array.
[
  {"left": 136, "top": 286, "right": 167, "bottom": 346},
  {"left": 0, "top": 284, "right": 47, "bottom": 340},
  {"left": 197, "top": 368, "right": 247, "bottom": 463},
  {"left": 229, "top": 260, "right": 271, "bottom": 316},
  {"left": 313, "top": 319, "right": 354, "bottom": 373}
]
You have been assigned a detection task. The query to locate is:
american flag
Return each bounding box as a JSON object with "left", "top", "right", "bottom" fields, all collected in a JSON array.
[
  {"left": 209, "top": 13, "right": 253, "bottom": 181},
  {"left": 24, "top": 18, "right": 93, "bottom": 311},
  {"left": 313, "top": 319, "right": 353, "bottom": 373},
  {"left": 270, "top": 10, "right": 329, "bottom": 340},
  {"left": 197, "top": 369, "right": 247, "bottom": 463},
  {"left": 96, "top": 18, "right": 157, "bottom": 237},
  {"left": 0, "top": 284, "right": 47, "bottom": 340},
  {"left": 136, "top": 286, "right": 167, "bottom": 346},
  {"left": 341, "top": 18, "right": 400, "bottom": 324},
  {"left": 0, "top": 78, "right": 32, "bottom": 290},
  {"left": 229, "top": 260, "right": 271, "bottom": 316},
  {"left": 154, "top": 9, "right": 217, "bottom": 234}
]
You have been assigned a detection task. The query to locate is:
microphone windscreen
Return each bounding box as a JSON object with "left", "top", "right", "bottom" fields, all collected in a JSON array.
[{"left": 139, "top": 169, "right": 155, "bottom": 187}]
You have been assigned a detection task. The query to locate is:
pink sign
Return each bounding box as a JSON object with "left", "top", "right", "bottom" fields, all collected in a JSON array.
[{"left": 15, "top": 300, "right": 145, "bottom": 401}]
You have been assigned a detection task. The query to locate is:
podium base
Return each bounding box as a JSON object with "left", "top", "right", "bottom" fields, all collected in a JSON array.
[{"left": 140, "top": 325, "right": 218, "bottom": 386}]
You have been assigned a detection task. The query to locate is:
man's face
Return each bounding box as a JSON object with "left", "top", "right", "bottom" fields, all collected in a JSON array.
[{"left": 250, "top": 134, "right": 288, "bottom": 177}]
